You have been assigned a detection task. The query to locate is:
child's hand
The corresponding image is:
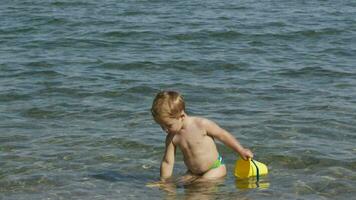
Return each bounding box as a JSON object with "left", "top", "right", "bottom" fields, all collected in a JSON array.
[
  {"left": 146, "top": 181, "right": 165, "bottom": 187},
  {"left": 146, "top": 180, "right": 176, "bottom": 193},
  {"left": 240, "top": 148, "right": 254, "bottom": 160}
]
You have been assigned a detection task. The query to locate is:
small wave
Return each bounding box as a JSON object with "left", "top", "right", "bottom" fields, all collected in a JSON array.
[
  {"left": 253, "top": 27, "right": 345, "bottom": 40},
  {"left": 265, "top": 21, "right": 287, "bottom": 28},
  {"left": 0, "top": 27, "right": 36, "bottom": 35},
  {"left": 51, "top": 1, "right": 94, "bottom": 7},
  {"left": 124, "top": 85, "right": 157, "bottom": 94},
  {"left": 275, "top": 67, "right": 354, "bottom": 78},
  {"left": 267, "top": 154, "right": 353, "bottom": 170},
  {"left": 24, "top": 37, "right": 112, "bottom": 48},
  {"left": 101, "top": 110, "right": 131, "bottom": 119},
  {"left": 334, "top": 82, "right": 353, "bottom": 89},
  {"left": 0, "top": 134, "right": 29, "bottom": 143},
  {"left": 37, "top": 87, "right": 92, "bottom": 98},
  {"left": 0, "top": 91, "right": 32, "bottom": 101},
  {"left": 172, "top": 30, "right": 244, "bottom": 41},
  {"left": 26, "top": 61, "right": 54, "bottom": 68},
  {"left": 209, "top": 30, "right": 244, "bottom": 38},
  {"left": 22, "top": 107, "right": 67, "bottom": 119},
  {"left": 295, "top": 28, "right": 345, "bottom": 37},
  {"left": 96, "top": 90, "right": 124, "bottom": 98},
  {"left": 219, "top": 5, "right": 250, "bottom": 11},
  {"left": 9, "top": 70, "right": 64, "bottom": 79},
  {"left": 99, "top": 61, "right": 157, "bottom": 70},
  {"left": 272, "top": 84, "right": 300, "bottom": 92},
  {"left": 122, "top": 11, "right": 148, "bottom": 16},
  {"left": 318, "top": 48, "right": 356, "bottom": 57},
  {"left": 44, "top": 17, "right": 70, "bottom": 25},
  {"left": 160, "top": 60, "right": 250, "bottom": 72},
  {"left": 248, "top": 40, "right": 268, "bottom": 47},
  {"left": 89, "top": 137, "right": 156, "bottom": 151},
  {"left": 0, "top": 68, "right": 63, "bottom": 79},
  {"left": 101, "top": 30, "right": 156, "bottom": 38}
]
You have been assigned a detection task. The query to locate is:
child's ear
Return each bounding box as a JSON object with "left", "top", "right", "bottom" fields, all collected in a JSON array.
[{"left": 180, "top": 112, "right": 185, "bottom": 119}]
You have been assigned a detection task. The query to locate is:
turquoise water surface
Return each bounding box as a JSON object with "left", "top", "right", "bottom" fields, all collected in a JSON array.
[{"left": 1, "top": 0, "right": 356, "bottom": 199}]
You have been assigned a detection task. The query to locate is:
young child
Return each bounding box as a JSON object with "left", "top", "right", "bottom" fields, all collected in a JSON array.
[{"left": 151, "top": 91, "right": 254, "bottom": 182}]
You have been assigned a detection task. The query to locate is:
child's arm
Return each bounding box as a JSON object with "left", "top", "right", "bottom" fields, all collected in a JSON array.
[
  {"left": 202, "top": 118, "right": 253, "bottom": 160},
  {"left": 160, "top": 134, "right": 176, "bottom": 181}
]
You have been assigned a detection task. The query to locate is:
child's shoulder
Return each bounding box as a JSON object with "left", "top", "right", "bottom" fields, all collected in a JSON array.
[{"left": 190, "top": 116, "right": 214, "bottom": 127}]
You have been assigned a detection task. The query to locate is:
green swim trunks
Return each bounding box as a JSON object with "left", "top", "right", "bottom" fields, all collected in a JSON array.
[{"left": 209, "top": 155, "right": 225, "bottom": 170}]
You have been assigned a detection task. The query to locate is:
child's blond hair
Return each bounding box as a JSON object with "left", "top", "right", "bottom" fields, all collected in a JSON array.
[{"left": 151, "top": 91, "right": 185, "bottom": 121}]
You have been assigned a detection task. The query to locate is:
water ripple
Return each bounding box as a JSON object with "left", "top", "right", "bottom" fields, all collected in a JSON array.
[
  {"left": 275, "top": 66, "right": 354, "bottom": 78},
  {"left": 1, "top": 0, "right": 355, "bottom": 199}
]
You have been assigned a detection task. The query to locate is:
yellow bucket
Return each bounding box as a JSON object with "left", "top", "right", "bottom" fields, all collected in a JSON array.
[{"left": 234, "top": 158, "right": 268, "bottom": 179}]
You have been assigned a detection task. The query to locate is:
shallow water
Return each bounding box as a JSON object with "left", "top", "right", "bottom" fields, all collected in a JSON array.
[{"left": 1, "top": 0, "right": 356, "bottom": 199}]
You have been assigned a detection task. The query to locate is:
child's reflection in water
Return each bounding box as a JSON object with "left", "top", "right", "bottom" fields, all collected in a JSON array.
[{"left": 149, "top": 176, "right": 225, "bottom": 200}]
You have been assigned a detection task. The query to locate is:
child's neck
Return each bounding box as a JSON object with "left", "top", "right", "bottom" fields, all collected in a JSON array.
[{"left": 180, "top": 114, "right": 190, "bottom": 131}]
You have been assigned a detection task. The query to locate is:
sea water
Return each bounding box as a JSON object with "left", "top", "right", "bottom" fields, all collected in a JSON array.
[{"left": 1, "top": 0, "right": 355, "bottom": 199}]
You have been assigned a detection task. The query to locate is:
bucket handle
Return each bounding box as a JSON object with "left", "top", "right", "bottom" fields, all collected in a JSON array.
[{"left": 251, "top": 159, "right": 260, "bottom": 187}]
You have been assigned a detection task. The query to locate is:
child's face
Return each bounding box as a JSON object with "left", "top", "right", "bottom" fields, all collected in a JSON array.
[{"left": 157, "top": 117, "right": 184, "bottom": 134}]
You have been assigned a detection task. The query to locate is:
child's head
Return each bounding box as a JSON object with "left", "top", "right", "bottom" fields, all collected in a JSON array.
[{"left": 151, "top": 91, "right": 185, "bottom": 125}]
